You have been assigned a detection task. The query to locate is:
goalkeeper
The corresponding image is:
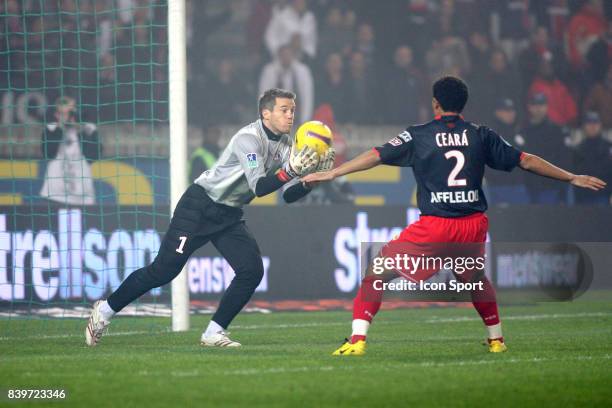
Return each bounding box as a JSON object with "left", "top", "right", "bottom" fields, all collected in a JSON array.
[{"left": 85, "top": 88, "right": 335, "bottom": 347}]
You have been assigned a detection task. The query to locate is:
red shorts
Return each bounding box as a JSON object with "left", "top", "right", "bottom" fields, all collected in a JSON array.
[{"left": 379, "top": 212, "right": 488, "bottom": 283}]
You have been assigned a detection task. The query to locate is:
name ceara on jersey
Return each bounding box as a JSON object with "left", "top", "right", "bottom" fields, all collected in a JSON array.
[
  {"left": 436, "top": 130, "right": 469, "bottom": 147},
  {"left": 430, "top": 189, "right": 479, "bottom": 204}
]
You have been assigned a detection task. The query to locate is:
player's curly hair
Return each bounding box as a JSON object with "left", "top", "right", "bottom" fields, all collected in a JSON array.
[
  {"left": 258, "top": 88, "right": 296, "bottom": 119},
  {"left": 433, "top": 76, "right": 469, "bottom": 113}
]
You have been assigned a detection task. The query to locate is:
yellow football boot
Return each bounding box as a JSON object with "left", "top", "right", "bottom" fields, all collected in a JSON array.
[
  {"left": 488, "top": 339, "right": 508, "bottom": 353},
  {"left": 332, "top": 339, "right": 367, "bottom": 356}
]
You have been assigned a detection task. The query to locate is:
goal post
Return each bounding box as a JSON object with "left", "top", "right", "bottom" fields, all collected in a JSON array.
[{"left": 168, "top": 0, "right": 190, "bottom": 332}]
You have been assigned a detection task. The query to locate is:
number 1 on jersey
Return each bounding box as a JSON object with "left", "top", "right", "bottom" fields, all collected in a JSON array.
[
  {"left": 445, "top": 150, "right": 467, "bottom": 187},
  {"left": 176, "top": 236, "right": 187, "bottom": 254}
]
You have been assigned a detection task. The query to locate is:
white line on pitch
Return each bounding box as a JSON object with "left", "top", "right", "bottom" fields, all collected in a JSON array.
[
  {"left": 424, "top": 312, "right": 612, "bottom": 323},
  {"left": 0, "top": 329, "right": 169, "bottom": 341},
  {"left": 1, "top": 311, "right": 609, "bottom": 341}
]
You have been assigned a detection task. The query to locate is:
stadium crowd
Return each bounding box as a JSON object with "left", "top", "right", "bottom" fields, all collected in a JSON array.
[
  {"left": 189, "top": 0, "right": 611, "bottom": 205},
  {"left": 187, "top": 0, "right": 610, "bottom": 125},
  {"left": 0, "top": 0, "right": 168, "bottom": 123},
  {"left": 0, "top": 0, "right": 610, "bottom": 205}
]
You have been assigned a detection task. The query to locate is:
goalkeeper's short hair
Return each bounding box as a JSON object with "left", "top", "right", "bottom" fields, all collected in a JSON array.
[{"left": 258, "top": 88, "right": 296, "bottom": 119}]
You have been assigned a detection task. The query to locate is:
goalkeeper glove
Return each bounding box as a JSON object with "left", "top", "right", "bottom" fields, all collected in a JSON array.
[
  {"left": 283, "top": 145, "right": 319, "bottom": 179},
  {"left": 317, "top": 148, "right": 335, "bottom": 172}
]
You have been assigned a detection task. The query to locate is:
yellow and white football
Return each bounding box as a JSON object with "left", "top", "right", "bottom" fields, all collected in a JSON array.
[{"left": 294, "top": 121, "right": 333, "bottom": 156}]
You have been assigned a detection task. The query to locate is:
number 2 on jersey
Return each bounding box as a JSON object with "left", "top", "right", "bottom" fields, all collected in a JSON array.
[
  {"left": 176, "top": 236, "right": 187, "bottom": 254},
  {"left": 444, "top": 150, "right": 467, "bottom": 187}
]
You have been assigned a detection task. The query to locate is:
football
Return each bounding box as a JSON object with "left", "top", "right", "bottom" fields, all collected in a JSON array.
[{"left": 294, "top": 120, "right": 333, "bottom": 156}]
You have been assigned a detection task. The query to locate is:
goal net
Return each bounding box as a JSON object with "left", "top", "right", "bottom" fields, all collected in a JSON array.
[{"left": 0, "top": 0, "right": 176, "bottom": 334}]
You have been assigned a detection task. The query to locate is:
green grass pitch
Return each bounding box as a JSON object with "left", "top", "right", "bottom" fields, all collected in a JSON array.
[{"left": 2, "top": 297, "right": 611, "bottom": 408}]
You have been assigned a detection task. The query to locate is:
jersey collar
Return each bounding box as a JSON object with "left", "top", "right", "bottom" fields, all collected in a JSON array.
[
  {"left": 434, "top": 113, "right": 464, "bottom": 121},
  {"left": 260, "top": 120, "right": 282, "bottom": 141}
]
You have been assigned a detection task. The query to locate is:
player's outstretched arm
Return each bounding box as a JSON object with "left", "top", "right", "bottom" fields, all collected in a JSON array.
[
  {"left": 302, "top": 149, "right": 381, "bottom": 183},
  {"left": 282, "top": 148, "right": 337, "bottom": 203},
  {"left": 253, "top": 146, "right": 319, "bottom": 197},
  {"left": 519, "top": 152, "right": 607, "bottom": 191}
]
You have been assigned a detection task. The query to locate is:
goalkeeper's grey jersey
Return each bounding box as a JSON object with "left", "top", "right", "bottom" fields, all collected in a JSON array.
[{"left": 195, "top": 120, "right": 292, "bottom": 207}]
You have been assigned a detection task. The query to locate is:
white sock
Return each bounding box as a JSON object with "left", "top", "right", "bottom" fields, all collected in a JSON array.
[
  {"left": 351, "top": 319, "right": 370, "bottom": 337},
  {"left": 203, "top": 320, "right": 224, "bottom": 337},
  {"left": 98, "top": 300, "right": 116, "bottom": 321},
  {"left": 486, "top": 323, "right": 503, "bottom": 340}
]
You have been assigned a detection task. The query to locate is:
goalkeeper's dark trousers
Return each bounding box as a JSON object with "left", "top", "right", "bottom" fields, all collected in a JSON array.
[{"left": 107, "top": 184, "right": 264, "bottom": 329}]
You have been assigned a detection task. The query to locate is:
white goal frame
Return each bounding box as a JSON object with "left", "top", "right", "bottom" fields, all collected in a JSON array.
[{"left": 168, "top": 0, "right": 189, "bottom": 331}]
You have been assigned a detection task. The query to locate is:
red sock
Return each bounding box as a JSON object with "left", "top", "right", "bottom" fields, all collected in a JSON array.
[
  {"left": 350, "top": 335, "right": 366, "bottom": 343},
  {"left": 471, "top": 276, "right": 500, "bottom": 326},
  {"left": 352, "top": 275, "right": 383, "bottom": 323}
]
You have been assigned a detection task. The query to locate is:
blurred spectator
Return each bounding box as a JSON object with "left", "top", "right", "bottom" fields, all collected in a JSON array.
[
  {"left": 317, "top": 6, "right": 355, "bottom": 61},
  {"left": 117, "top": 0, "right": 152, "bottom": 25},
  {"left": 1, "top": 0, "right": 26, "bottom": 89},
  {"left": 40, "top": 96, "right": 100, "bottom": 205},
  {"left": 490, "top": 0, "right": 532, "bottom": 60},
  {"left": 93, "top": 53, "right": 118, "bottom": 123},
  {"left": 152, "top": 3, "right": 169, "bottom": 122},
  {"left": 438, "top": 0, "right": 459, "bottom": 37},
  {"left": 466, "top": 30, "right": 492, "bottom": 79},
  {"left": 313, "top": 104, "right": 348, "bottom": 165},
  {"left": 58, "top": 0, "right": 80, "bottom": 94},
  {"left": 518, "top": 26, "right": 567, "bottom": 93},
  {"left": 112, "top": 19, "right": 155, "bottom": 121},
  {"left": 345, "top": 51, "right": 378, "bottom": 124},
  {"left": 132, "top": 23, "right": 154, "bottom": 120},
  {"left": 354, "top": 23, "right": 376, "bottom": 68},
  {"left": 486, "top": 98, "right": 528, "bottom": 204},
  {"left": 74, "top": 0, "right": 98, "bottom": 78},
  {"left": 189, "top": 126, "right": 221, "bottom": 183},
  {"left": 246, "top": 0, "right": 272, "bottom": 56},
  {"left": 315, "top": 53, "right": 349, "bottom": 123},
  {"left": 567, "top": 0, "right": 607, "bottom": 70},
  {"left": 584, "top": 64, "right": 612, "bottom": 128},
  {"left": 451, "top": 0, "right": 486, "bottom": 37},
  {"left": 203, "top": 0, "right": 251, "bottom": 72},
  {"left": 288, "top": 32, "right": 314, "bottom": 66},
  {"left": 426, "top": 33, "right": 471, "bottom": 79},
  {"left": 259, "top": 45, "right": 314, "bottom": 123},
  {"left": 264, "top": 0, "right": 317, "bottom": 60},
  {"left": 385, "top": 45, "right": 427, "bottom": 124},
  {"left": 1, "top": 0, "right": 23, "bottom": 36},
  {"left": 190, "top": 0, "right": 231, "bottom": 71},
  {"left": 471, "top": 49, "right": 522, "bottom": 124},
  {"left": 530, "top": 0, "right": 570, "bottom": 43},
  {"left": 114, "top": 20, "right": 137, "bottom": 120},
  {"left": 492, "top": 99, "right": 520, "bottom": 143},
  {"left": 528, "top": 56, "right": 577, "bottom": 126},
  {"left": 585, "top": 22, "right": 612, "bottom": 85},
  {"left": 24, "top": 16, "right": 47, "bottom": 91},
  {"left": 201, "top": 59, "right": 250, "bottom": 126},
  {"left": 95, "top": 0, "right": 114, "bottom": 58},
  {"left": 402, "top": 0, "right": 436, "bottom": 62},
  {"left": 517, "top": 93, "right": 572, "bottom": 204},
  {"left": 573, "top": 111, "right": 612, "bottom": 205}
]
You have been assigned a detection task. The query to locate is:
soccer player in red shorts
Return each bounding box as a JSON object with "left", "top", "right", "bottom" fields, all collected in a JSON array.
[{"left": 302, "top": 76, "right": 606, "bottom": 355}]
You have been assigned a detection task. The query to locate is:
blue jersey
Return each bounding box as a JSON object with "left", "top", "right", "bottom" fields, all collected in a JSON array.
[{"left": 374, "top": 114, "right": 522, "bottom": 217}]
